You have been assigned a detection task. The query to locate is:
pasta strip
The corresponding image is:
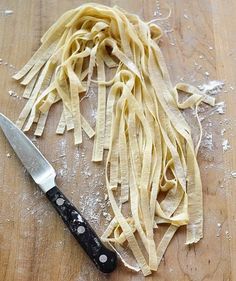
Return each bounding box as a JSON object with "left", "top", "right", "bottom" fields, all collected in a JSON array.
[{"left": 92, "top": 55, "right": 106, "bottom": 161}]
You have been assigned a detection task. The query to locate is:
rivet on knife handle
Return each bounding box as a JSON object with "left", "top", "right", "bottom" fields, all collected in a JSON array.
[{"left": 46, "top": 186, "right": 117, "bottom": 273}]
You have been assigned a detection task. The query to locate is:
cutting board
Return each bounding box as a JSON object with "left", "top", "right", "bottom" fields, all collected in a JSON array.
[{"left": 0, "top": 0, "right": 235, "bottom": 280}]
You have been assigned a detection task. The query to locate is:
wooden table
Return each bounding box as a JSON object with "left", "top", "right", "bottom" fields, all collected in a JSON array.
[{"left": 0, "top": 0, "right": 235, "bottom": 280}]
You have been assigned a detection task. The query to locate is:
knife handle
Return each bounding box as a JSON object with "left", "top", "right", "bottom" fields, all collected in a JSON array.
[{"left": 46, "top": 186, "right": 117, "bottom": 273}]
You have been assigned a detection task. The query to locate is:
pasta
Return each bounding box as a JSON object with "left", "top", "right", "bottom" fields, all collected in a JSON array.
[{"left": 13, "top": 4, "right": 215, "bottom": 276}]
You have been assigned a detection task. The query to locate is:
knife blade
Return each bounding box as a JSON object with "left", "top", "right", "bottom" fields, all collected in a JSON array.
[
  {"left": 0, "top": 113, "right": 117, "bottom": 273},
  {"left": 0, "top": 113, "right": 56, "bottom": 192}
]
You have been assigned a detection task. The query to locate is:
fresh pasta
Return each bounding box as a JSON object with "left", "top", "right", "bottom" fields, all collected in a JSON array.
[{"left": 13, "top": 4, "right": 215, "bottom": 276}]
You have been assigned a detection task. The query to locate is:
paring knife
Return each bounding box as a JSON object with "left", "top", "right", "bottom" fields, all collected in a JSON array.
[{"left": 0, "top": 113, "right": 117, "bottom": 273}]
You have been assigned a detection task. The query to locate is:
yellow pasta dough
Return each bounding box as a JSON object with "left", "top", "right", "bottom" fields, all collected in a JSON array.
[{"left": 13, "top": 3, "right": 215, "bottom": 276}]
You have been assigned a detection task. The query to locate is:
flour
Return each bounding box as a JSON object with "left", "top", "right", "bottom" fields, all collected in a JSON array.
[
  {"left": 79, "top": 193, "right": 101, "bottom": 225},
  {"left": 215, "top": 102, "right": 225, "bottom": 114},
  {"left": 6, "top": 152, "right": 11, "bottom": 158},
  {"left": 154, "top": 0, "right": 162, "bottom": 16},
  {"left": 183, "top": 14, "right": 189, "bottom": 20},
  {"left": 198, "top": 80, "right": 224, "bottom": 95},
  {"left": 0, "top": 58, "right": 18, "bottom": 75},
  {"left": 216, "top": 223, "right": 222, "bottom": 237},
  {"left": 57, "top": 139, "right": 68, "bottom": 177},
  {"left": 225, "top": 230, "right": 231, "bottom": 240},
  {"left": 0, "top": 10, "right": 14, "bottom": 16},
  {"left": 201, "top": 132, "right": 213, "bottom": 150},
  {"left": 102, "top": 211, "right": 112, "bottom": 222},
  {"left": 222, "top": 139, "right": 230, "bottom": 152},
  {"left": 8, "top": 90, "right": 21, "bottom": 99},
  {"left": 221, "top": 128, "right": 226, "bottom": 136}
]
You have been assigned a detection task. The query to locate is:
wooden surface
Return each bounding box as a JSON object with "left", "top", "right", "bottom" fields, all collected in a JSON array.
[{"left": 0, "top": 0, "right": 235, "bottom": 280}]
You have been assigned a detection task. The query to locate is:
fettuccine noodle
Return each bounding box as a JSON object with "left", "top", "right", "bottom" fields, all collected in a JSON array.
[{"left": 13, "top": 4, "right": 215, "bottom": 276}]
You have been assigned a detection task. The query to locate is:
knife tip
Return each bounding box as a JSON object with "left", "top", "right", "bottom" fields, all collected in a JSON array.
[
  {"left": 0, "top": 113, "right": 11, "bottom": 129},
  {"left": 0, "top": 113, "right": 6, "bottom": 123}
]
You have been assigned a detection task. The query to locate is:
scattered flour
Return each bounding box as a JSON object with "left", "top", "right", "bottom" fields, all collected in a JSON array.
[
  {"left": 0, "top": 10, "right": 14, "bottom": 16},
  {"left": 225, "top": 230, "right": 231, "bottom": 240},
  {"left": 222, "top": 139, "right": 230, "bottom": 152},
  {"left": 183, "top": 14, "right": 189, "bottom": 20},
  {"left": 201, "top": 132, "right": 213, "bottom": 150},
  {"left": 215, "top": 102, "right": 225, "bottom": 114},
  {"left": 8, "top": 90, "right": 18, "bottom": 97},
  {"left": 221, "top": 128, "right": 226, "bottom": 136},
  {"left": 154, "top": 0, "right": 162, "bottom": 17},
  {"left": 216, "top": 223, "right": 222, "bottom": 237},
  {"left": 198, "top": 80, "right": 224, "bottom": 95},
  {"left": 57, "top": 139, "right": 68, "bottom": 177}
]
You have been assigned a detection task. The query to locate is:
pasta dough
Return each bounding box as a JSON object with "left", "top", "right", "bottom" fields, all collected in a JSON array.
[{"left": 13, "top": 4, "right": 215, "bottom": 276}]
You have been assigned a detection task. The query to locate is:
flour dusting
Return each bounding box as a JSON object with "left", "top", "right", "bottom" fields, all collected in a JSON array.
[
  {"left": 0, "top": 9, "right": 14, "bottom": 16},
  {"left": 221, "top": 128, "right": 226, "bottom": 136},
  {"left": 222, "top": 139, "right": 230, "bottom": 152},
  {"left": 215, "top": 102, "right": 225, "bottom": 114},
  {"left": 201, "top": 132, "right": 213, "bottom": 150},
  {"left": 216, "top": 223, "right": 222, "bottom": 237},
  {"left": 198, "top": 80, "right": 224, "bottom": 95}
]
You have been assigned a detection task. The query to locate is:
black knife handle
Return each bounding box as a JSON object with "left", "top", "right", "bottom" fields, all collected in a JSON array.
[{"left": 46, "top": 186, "right": 117, "bottom": 273}]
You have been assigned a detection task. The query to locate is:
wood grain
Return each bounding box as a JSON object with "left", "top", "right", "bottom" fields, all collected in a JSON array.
[{"left": 0, "top": 0, "right": 235, "bottom": 280}]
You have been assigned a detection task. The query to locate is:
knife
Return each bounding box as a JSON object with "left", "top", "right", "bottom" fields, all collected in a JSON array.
[{"left": 0, "top": 113, "right": 117, "bottom": 273}]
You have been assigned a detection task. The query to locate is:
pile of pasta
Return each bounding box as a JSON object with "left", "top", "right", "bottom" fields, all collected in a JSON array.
[{"left": 13, "top": 4, "right": 215, "bottom": 276}]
